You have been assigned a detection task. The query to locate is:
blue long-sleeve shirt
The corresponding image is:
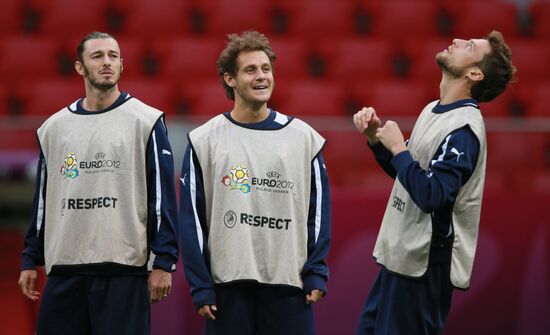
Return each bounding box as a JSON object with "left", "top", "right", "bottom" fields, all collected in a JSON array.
[
  {"left": 21, "top": 93, "right": 179, "bottom": 275},
  {"left": 370, "top": 99, "right": 480, "bottom": 262},
  {"left": 179, "top": 111, "right": 332, "bottom": 309}
]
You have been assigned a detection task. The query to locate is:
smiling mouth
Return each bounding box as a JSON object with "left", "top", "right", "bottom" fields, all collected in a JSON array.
[{"left": 253, "top": 86, "right": 268, "bottom": 90}]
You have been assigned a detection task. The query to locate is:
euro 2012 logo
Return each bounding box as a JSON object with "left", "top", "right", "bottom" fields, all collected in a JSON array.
[
  {"left": 60, "top": 152, "right": 79, "bottom": 179},
  {"left": 221, "top": 164, "right": 251, "bottom": 193}
]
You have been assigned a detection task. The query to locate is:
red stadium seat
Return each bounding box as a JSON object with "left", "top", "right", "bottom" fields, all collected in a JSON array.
[
  {"left": 15, "top": 78, "right": 83, "bottom": 116},
  {"left": 507, "top": 39, "right": 550, "bottom": 82},
  {"left": 351, "top": 80, "right": 431, "bottom": 117},
  {"left": 36, "top": 0, "right": 109, "bottom": 38},
  {"left": 446, "top": 1, "right": 519, "bottom": 38},
  {"left": 514, "top": 81, "right": 550, "bottom": 118},
  {"left": 196, "top": 0, "right": 273, "bottom": 37},
  {"left": 322, "top": 130, "right": 385, "bottom": 188},
  {"left": 366, "top": 0, "right": 440, "bottom": 40},
  {"left": 318, "top": 37, "right": 397, "bottom": 81},
  {"left": 0, "top": 36, "right": 61, "bottom": 81},
  {"left": 276, "top": 79, "right": 346, "bottom": 116},
  {"left": 151, "top": 37, "right": 224, "bottom": 84},
  {"left": 403, "top": 37, "right": 449, "bottom": 84},
  {"left": 0, "top": 0, "right": 23, "bottom": 35},
  {"left": 269, "top": 37, "right": 311, "bottom": 80},
  {"left": 285, "top": 0, "right": 356, "bottom": 38},
  {"left": 119, "top": 79, "right": 176, "bottom": 115},
  {"left": 119, "top": 0, "right": 190, "bottom": 38},
  {"left": 177, "top": 79, "right": 233, "bottom": 116},
  {"left": 116, "top": 37, "right": 147, "bottom": 78},
  {"left": 530, "top": 2, "right": 550, "bottom": 38},
  {"left": 478, "top": 87, "right": 515, "bottom": 118}
]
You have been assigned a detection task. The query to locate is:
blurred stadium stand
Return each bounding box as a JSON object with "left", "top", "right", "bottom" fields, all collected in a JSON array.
[{"left": 1, "top": 0, "right": 549, "bottom": 334}]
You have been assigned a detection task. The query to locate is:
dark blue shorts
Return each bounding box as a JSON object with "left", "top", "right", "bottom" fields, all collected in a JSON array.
[
  {"left": 37, "top": 275, "right": 150, "bottom": 335},
  {"left": 356, "top": 263, "right": 453, "bottom": 335},
  {"left": 206, "top": 282, "right": 315, "bottom": 335}
]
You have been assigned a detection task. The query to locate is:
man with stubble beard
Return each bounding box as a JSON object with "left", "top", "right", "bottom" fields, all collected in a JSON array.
[
  {"left": 353, "top": 31, "right": 516, "bottom": 334},
  {"left": 18, "top": 32, "right": 179, "bottom": 335}
]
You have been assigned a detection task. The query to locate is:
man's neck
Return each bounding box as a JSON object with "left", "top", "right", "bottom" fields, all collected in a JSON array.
[
  {"left": 230, "top": 101, "right": 269, "bottom": 123},
  {"left": 82, "top": 86, "right": 121, "bottom": 111},
  {"left": 439, "top": 75, "right": 472, "bottom": 105}
]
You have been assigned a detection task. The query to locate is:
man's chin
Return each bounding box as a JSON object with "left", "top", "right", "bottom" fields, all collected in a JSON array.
[{"left": 91, "top": 80, "right": 118, "bottom": 91}]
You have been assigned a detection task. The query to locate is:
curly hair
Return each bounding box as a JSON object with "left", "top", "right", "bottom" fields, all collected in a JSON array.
[
  {"left": 471, "top": 30, "right": 517, "bottom": 102},
  {"left": 216, "top": 31, "right": 276, "bottom": 101}
]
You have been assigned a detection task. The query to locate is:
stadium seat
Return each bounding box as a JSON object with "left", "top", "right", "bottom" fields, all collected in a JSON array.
[
  {"left": 351, "top": 79, "right": 431, "bottom": 117},
  {"left": 322, "top": 130, "right": 384, "bottom": 187},
  {"left": 0, "top": 36, "right": 61, "bottom": 81},
  {"left": 514, "top": 81, "right": 550, "bottom": 118},
  {"left": 285, "top": 0, "right": 356, "bottom": 38},
  {"left": 530, "top": 2, "right": 550, "bottom": 38},
  {"left": 507, "top": 39, "right": 550, "bottom": 82},
  {"left": 318, "top": 37, "right": 397, "bottom": 81},
  {"left": 447, "top": 1, "right": 519, "bottom": 38},
  {"left": 276, "top": 79, "right": 346, "bottom": 116},
  {"left": 479, "top": 87, "right": 515, "bottom": 118},
  {"left": 119, "top": 0, "right": 190, "bottom": 38},
  {"left": 0, "top": 0, "right": 23, "bottom": 35},
  {"left": 402, "top": 37, "right": 449, "bottom": 83},
  {"left": 151, "top": 37, "right": 223, "bottom": 84},
  {"left": 269, "top": 37, "right": 311, "bottom": 80},
  {"left": 119, "top": 78, "right": 176, "bottom": 115},
  {"left": 36, "top": 0, "right": 109, "bottom": 38},
  {"left": 177, "top": 79, "right": 233, "bottom": 116},
  {"left": 366, "top": 0, "right": 440, "bottom": 40},
  {"left": 196, "top": 0, "right": 273, "bottom": 37},
  {"left": 15, "top": 78, "right": 83, "bottom": 116},
  {"left": 116, "top": 37, "right": 147, "bottom": 78}
]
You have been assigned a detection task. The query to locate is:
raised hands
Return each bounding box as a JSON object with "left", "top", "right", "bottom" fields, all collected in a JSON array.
[{"left": 353, "top": 107, "right": 381, "bottom": 144}]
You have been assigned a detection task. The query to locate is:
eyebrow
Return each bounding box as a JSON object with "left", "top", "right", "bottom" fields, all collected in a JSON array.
[
  {"left": 90, "top": 50, "right": 119, "bottom": 56},
  {"left": 469, "top": 40, "right": 476, "bottom": 50}
]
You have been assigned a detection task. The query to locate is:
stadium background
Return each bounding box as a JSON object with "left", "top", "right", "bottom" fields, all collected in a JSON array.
[{"left": 0, "top": 0, "right": 548, "bottom": 334}]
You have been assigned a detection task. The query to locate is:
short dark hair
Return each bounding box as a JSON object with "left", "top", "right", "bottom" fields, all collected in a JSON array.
[
  {"left": 216, "top": 31, "right": 276, "bottom": 100},
  {"left": 471, "top": 30, "right": 516, "bottom": 102},
  {"left": 77, "top": 31, "right": 117, "bottom": 63}
]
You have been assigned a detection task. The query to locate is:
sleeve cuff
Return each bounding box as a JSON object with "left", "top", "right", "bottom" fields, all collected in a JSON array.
[
  {"left": 368, "top": 141, "right": 387, "bottom": 154},
  {"left": 192, "top": 288, "right": 216, "bottom": 310},
  {"left": 21, "top": 254, "right": 38, "bottom": 271},
  {"left": 391, "top": 150, "right": 414, "bottom": 172},
  {"left": 152, "top": 254, "right": 177, "bottom": 273},
  {"left": 303, "top": 274, "right": 327, "bottom": 296}
]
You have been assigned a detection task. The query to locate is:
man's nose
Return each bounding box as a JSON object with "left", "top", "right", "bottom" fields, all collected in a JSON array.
[
  {"left": 102, "top": 55, "right": 111, "bottom": 66},
  {"left": 452, "top": 39, "right": 464, "bottom": 46}
]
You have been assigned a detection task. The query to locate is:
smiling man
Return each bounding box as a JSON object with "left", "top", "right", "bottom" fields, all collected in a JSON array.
[
  {"left": 18, "top": 32, "right": 179, "bottom": 335},
  {"left": 353, "top": 31, "right": 516, "bottom": 334},
  {"left": 179, "top": 31, "right": 332, "bottom": 335}
]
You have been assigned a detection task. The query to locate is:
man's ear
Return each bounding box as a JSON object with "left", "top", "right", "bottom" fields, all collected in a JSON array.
[
  {"left": 75, "top": 61, "right": 85, "bottom": 77},
  {"left": 466, "top": 66, "right": 484, "bottom": 83},
  {"left": 223, "top": 72, "right": 235, "bottom": 88}
]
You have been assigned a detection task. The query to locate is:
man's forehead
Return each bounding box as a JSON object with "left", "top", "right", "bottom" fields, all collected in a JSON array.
[
  {"left": 85, "top": 38, "right": 120, "bottom": 53},
  {"left": 237, "top": 50, "right": 270, "bottom": 66},
  {"left": 473, "top": 38, "right": 491, "bottom": 53}
]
